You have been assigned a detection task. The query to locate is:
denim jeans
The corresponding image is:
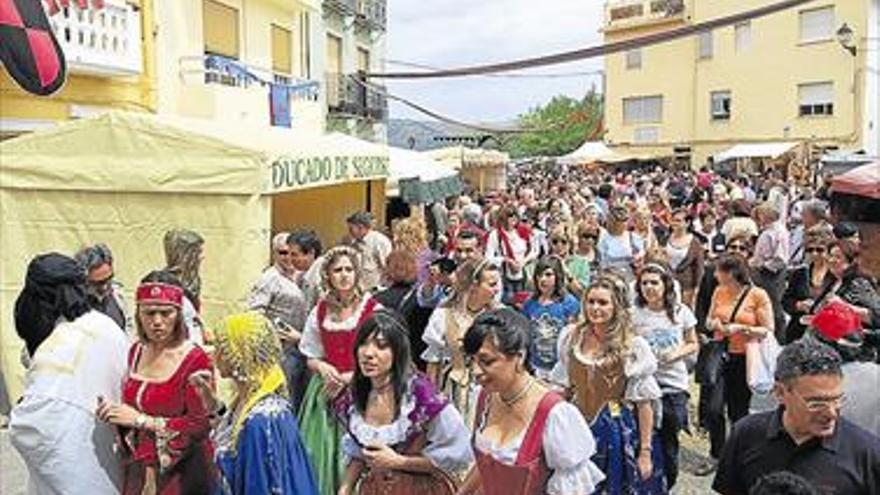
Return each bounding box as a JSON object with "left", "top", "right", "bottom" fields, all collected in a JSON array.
[{"left": 660, "top": 391, "right": 690, "bottom": 489}]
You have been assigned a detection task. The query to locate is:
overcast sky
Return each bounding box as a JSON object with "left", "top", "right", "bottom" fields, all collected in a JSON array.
[{"left": 384, "top": 0, "right": 605, "bottom": 123}]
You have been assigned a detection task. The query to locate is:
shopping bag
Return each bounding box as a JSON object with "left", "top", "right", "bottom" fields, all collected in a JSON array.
[{"left": 745, "top": 333, "right": 781, "bottom": 395}]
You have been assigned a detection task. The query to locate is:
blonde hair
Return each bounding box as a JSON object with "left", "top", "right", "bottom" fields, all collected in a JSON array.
[
  {"left": 392, "top": 217, "right": 428, "bottom": 253},
  {"left": 321, "top": 246, "right": 364, "bottom": 310},
  {"left": 579, "top": 271, "right": 634, "bottom": 355}
]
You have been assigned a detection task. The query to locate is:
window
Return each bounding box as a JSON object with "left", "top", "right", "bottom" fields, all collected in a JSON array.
[
  {"left": 357, "top": 47, "right": 370, "bottom": 73},
  {"left": 203, "top": 0, "right": 239, "bottom": 58},
  {"left": 271, "top": 25, "right": 292, "bottom": 75},
  {"left": 799, "top": 6, "right": 834, "bottom": 43},
  {"left": 326, "top": 34, "right": 343, "bottom": 107},
  {"left": 798, "top": 82, "right": 833, "bottom": 116},
  {"left": 711, "top": 91, "right": 731, "bottom": 120},
  {"left": 626, "top": 49, "right": 642, "bottom": 69},
  {"left": 698, "top": 30, "right": 713, "bottom": 59},
  {"left": 623, "top": 95, "right": 663, "bottom": 124},
  {"left": 734, "top": 22, "right": 751, "bottom": 52},
  {"left": 634, "top": 126, "right": 660, "bottom": 143}
]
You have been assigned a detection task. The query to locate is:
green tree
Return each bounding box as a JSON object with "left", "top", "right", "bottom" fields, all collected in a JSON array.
[{"left": 502, "top": 88, "right": 604, "bottom": 159}]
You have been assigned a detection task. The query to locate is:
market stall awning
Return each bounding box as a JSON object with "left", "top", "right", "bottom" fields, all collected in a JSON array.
[
  {"left": 831, "top": 161, "right": 880, "bottom": 199},
  {"left": 428, "top": 146, "right": 509, "bottom": 169},
  {"left": 154, "top": 116, "right": 389, "bottom": 195},
  {"left": 558, "top": 141, "right": 635, "bottom": 165},
  {"left": 387, "top": 147, "right": 462, "bottom": 204},
  {"left": 714, "top": 142, "right": 799, "bottom": 163},
  {"left": 0, "top": 112, "right": 390, "bottom": 195}
]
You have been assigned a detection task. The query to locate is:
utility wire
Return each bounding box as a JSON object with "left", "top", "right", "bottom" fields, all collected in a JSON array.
[
  {"left": 347, "top": 75, "right": 537, "bottom": 133},
  {"left": 384, "top": 59, "right": 606, "bottom": 79},
  {"left": 368, "top": 0, "right": 817, "bottom": 79}
]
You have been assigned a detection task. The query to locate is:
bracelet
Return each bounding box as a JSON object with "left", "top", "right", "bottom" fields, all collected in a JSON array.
[{"left": 135, "top": 414, "right": 149, "bottom": 430}]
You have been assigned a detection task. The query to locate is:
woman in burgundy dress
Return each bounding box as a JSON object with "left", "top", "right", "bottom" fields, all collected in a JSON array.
[
  {"left": 97, "top": 270, "right": 216, "bottom": 494},
  {"left": 457, "top": 308, "right": 604, "bottom": 495}
]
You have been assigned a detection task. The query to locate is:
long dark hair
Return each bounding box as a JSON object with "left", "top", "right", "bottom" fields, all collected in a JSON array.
[
  {"left": 351, "top": 309, "right": 413, "bottom": 417},
  {"left": 531, "top": 256, "right": 567, "bottom": 302},
  {"left": 635, "top": 262, "right": 678, "bottom": 323}
]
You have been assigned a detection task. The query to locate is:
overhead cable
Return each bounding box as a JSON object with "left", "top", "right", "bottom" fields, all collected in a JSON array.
[
  {"left": 384, "top": 58, "right": 606, "bottom": 79},
  {"left": 368, "top": 0, "right": 817, "bottom": 79},
  {"left": 346, "top": 75, "right": 535, "bottom": 134}
]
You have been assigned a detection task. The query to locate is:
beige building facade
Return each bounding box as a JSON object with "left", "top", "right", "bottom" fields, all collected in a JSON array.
[{"left": 602, "top": 0, "right": 880, "bottom": 168}]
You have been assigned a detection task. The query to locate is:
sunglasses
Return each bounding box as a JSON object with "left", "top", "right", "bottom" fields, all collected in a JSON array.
[
  {"left": 580, "top": 234, "right": 598, "bottom": 241},
  {"left": 277, "top": 249, "right": 290, "bottom": 255},
  {"left": 727, "top": 244, "right": 748, "bottom": 252},
  {"left": 551, "top": 238, "right": 569, "bottom": 245},
  {"left": 805, "top": 247, "right": 827, "bottom": 254}
]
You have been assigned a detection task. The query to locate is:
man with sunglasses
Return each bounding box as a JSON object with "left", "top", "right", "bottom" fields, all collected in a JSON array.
[
  {"left": 248, "top": 232, "right": 308, "bottom": 406},
  {"left": 713, "top": 338, "right": 880, "bottom": 495},
  {"left": 74, "top": 243, "right": 131, "bottom": 334}
]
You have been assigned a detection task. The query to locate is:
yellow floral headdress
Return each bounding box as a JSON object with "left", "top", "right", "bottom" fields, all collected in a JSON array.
[{"left": 215, "top": 312, "right": 286, "bottom": 443}]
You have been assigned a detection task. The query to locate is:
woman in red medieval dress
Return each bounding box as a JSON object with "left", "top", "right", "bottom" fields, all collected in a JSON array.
[
  {"left": 97, "top": 270, "right": 217, "bottom": 494},
  {"left": 457, "top": 308, "right": 604, "bottom": 495}
]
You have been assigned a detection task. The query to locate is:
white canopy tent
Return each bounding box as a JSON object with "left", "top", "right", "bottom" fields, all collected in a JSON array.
[
  {"left": 386, "top": 147, "right": 462, "bottom": 203},
  {"left": 713, "top": 142, "right": 799, "bottom": 162},
  {"left": 558, "top": 141, "right": 634, "bottom": 165}
]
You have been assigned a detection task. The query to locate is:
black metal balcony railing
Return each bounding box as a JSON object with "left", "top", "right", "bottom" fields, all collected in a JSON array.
[{"left": 326, "top": 72, "right": 387, "bottom": 121}]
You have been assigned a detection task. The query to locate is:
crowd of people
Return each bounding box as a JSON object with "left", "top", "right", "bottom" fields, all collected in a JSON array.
[{"left": 7, "top": 163, "right": 880, "bottom": 495}]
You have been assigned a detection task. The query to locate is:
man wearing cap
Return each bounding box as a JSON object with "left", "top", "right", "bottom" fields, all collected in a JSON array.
[
  {"left": 713, "top": 338, "right": 880, "bottom": 495},
  {"left": 345, "top": 211, "right": 392, "bottom": 292},
  {"left": 9, "top": 253, "right": 129, "bottom": 493},
  {"left": 809, "top": 301, "right": 880, "bottom": 437}
]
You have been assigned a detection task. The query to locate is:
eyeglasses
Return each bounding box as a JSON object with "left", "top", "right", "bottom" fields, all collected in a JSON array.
[
  {"left": 551, "top": 238, "right": 569, "bottom": 245},
  {"left": 805, "top": 247, "right": 827, "bottom": 254},
  {"left": 789, "top": 388, "right": 846, "bottom": 413},
  {"left": 727, "top": 244, "right": 748, "bottom": 253},
  {"left": 276, "top": 250, "right": 290, "bottom": 256}
]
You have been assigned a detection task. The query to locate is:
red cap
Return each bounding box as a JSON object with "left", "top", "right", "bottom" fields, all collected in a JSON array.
[{"left": 810, "top": 300, "right": 862, "bottom": 342}]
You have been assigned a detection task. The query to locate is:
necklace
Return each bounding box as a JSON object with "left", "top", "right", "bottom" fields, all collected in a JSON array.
[{"left": 499, "top": 377, "right": 534, "bottom": 407}]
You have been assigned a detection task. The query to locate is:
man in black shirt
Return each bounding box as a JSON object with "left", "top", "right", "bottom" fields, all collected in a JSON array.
[{"left": 713, "top": 338, "right": 880, "bottom": 494}]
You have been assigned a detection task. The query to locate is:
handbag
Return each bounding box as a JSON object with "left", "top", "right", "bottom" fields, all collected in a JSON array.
[
  {"left": 694, "top": 286, "right": 751, "bottom": 386},
  {"left": 746, "top": 330, "right": 782, "bottom": 395}
]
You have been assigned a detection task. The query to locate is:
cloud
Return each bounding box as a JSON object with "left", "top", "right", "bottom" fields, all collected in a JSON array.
[{"left": 385, "top": 0, "right": 605, "bottom": 121}]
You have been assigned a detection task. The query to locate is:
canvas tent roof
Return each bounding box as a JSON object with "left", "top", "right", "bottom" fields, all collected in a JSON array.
[
  {"left": 428, "top": 146, "right": 509, "bottom": 169},
  {"left": 713, "top": 142, "right": 798, "bottom": 163},
  {"left": 558, "top": 141, "right": 635, "bottom": 165},
  {"left": 387, "top": 147, "right": 462, "bottom": 204},
  {"left": 0, "top": 111, "right": 389, "bottom": 195}
]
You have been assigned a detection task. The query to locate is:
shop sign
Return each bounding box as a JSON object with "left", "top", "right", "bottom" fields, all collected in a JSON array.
[{"left": 269, "top": 154, "right": 389, "bottom": 193}]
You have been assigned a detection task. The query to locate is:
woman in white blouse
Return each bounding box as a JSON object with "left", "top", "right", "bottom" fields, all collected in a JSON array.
[
  {"left": 458, "top": 308, "right": 604, "bottom": 495},
  {"left": 336, "top": 310, "right": 472, "bottom": 495},
  {"left": 422, "top": 258, "right": 502, "bottom": 427}
]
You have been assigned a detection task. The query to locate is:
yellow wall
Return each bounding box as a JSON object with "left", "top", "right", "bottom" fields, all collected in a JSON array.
[
  {"left": 0, "top": 0, "right": 156, "bottom": 126},
  {"left": 271, "top": 179, "right": 387, "bottom": 248},
  {"left": 155, "top": 0, "right": 323, "bottom": 133},
  {"left": 604, "top": 0, "right": 871, "bottom": 166}
]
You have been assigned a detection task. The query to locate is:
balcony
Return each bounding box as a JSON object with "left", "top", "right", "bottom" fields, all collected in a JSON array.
[
  {"left": 45, "top": 0, "right": 142, "bottom": 77},
  {"left": 324, "top": 0, "right": 386, "bottom": 31},
  {"left": 178, "top": 55, "right": 322, "bottom": 130},
  {"left": 326, "top": 72, "right": 387, "bottom": 121},
  {"left": 355, "top": 0, "right": 387, "bottom": 31},
  {"left": 604, "top": 0, "right": 686, "bottom": 32}
]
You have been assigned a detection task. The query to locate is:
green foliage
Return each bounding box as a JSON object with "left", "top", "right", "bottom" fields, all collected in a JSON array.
[{"left": 502, "top": 88, "right": 604, "bottom": 159}]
